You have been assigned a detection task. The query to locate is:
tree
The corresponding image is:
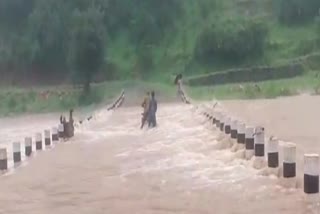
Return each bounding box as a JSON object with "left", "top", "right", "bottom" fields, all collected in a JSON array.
[
  {"left": 194, "top": 17, "right": 269, "bottom": 63},
  {"left": 0, "top": 0, "right": 34, "bottom": 30},
  {"left": 275, "top": 0, "right": 320, "bottom": 25},
  {"left": 27, "top": 0, "right": 70, "bottom": 71},
  {"left": 68, "top": 4, "right": 107, "bottom": 94}
]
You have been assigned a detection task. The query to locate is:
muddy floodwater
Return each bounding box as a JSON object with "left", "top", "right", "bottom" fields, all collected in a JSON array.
[{"left": 0, "top": 97, "right": 318, "bottom": 214}]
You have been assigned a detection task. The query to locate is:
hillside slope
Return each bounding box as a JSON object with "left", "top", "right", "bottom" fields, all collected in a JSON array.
[{"left": 0, "top": 0, "right": 319, "bottom": 84}]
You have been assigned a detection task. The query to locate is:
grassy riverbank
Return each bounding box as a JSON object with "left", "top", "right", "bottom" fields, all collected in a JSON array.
[
  {"left": 186, "top": 74, "right": 320, "bottom": 100},
  {"left": 0, "top": 81, "right": 177, "bottom": 117},
  {"left": 2, "top": 73, "right": 320, "bottom": 117}
]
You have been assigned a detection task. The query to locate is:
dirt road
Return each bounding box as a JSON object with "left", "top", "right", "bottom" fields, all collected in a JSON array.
[{"left": 0, "top": 97, "right": 317, "bottom": 214}]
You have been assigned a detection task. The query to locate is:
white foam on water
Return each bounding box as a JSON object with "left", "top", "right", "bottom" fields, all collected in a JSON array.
[
  {"left": 119, "top": 135, "right": 259, "bottom": 191},
  {"left": 112, "top": 105, "right": 296, "bottom": 204}
]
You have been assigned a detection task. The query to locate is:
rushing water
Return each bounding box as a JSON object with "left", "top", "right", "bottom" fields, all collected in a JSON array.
[{"left": 0, "top": 103, "right": 313, "bottom": 214}]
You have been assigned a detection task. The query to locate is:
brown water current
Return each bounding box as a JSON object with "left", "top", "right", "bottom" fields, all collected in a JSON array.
[{"left": 0, "top": 99, "right": 317, "bottom": 214}]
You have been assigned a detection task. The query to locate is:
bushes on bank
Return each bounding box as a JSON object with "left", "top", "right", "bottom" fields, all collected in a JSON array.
[
  {"left": 194, "top": 17, "right": 269, "bottom": 64},
  {"left": 275, "top": 0, "right": 320, "bottom": 25}
]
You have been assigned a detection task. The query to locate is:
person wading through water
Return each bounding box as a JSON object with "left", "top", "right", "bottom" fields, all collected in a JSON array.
[
  {"left": 174, "top": 73, "right": 190, "bottom": 104},
  {"left": 174, "top": 74, "right": 183, "bottom": 98},
  {"left": 59, "top": 109, "right": 75, "bottom": 138},
  {"left": 60, "top": 115, "right": 67, "bottom": 140},
  {"left": 148, "top": 91, "right": 158, "bottom": 128},
  {"left": 67, "top": 109, "right": 74, "bottom": 137},
  {"left": 140, "top": 91, "right": 150, "bottom": 129}
]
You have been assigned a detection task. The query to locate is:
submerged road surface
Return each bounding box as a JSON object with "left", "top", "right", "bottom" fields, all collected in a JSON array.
[{"left": 0, "top": 103, "right": 309, "bottom": 214}]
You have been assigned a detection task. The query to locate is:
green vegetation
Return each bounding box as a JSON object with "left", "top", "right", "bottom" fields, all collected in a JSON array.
[
  {"left": 68, "top": 4, "right": 106, "bottom": 93},
  {"left": 1, "top": 0, "right": 320, "bottom": 82},
  {"left": 0, "top": 0, "right": 320, "bottom": 115},
  {"left": 275, "top": 0, "right": 320, "bottom": 25},
  {"left": 194, "top": 18, "right": 269, "bottom": 64}
]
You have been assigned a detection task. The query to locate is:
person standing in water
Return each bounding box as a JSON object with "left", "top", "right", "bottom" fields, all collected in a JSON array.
[
  {"left": 174, "top": 74, "right": 183, "bottom": 96},
  {"left": 174, "top": 74, "right": 185, "bottom": 101},
  {"left": 148, "top": 91, "right": 158, "bottom": 128},
  {"left": 140, "top": 91, "right": 150, "bottom": 129},
  {"left": 68, "top": 109, "right": 74, "bottom": 137},
  {"left": 59, "top": 109, "right": 74, "bottom": 138}
]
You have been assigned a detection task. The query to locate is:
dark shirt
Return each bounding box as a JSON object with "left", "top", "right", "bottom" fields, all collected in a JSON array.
[{"left": 148, "top": 97, "right": 157, "bottom": 115}]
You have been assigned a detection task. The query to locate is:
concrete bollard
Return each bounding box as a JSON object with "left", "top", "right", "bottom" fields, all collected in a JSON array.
[
  {"left": 212, "top": 112, "right": 216, "bottom": 125},
  {"left": 0, "top": 148, "right": 8, "bottom": 170},
  {"left": 52, "top": 127, "right": 59, "bottom": 142},
  {"left": 211, "top": 115, "right": 215, "bottom": 125},
  {"left": 209, "top": 111, "right": 214, "bottom": 121},
  {"left": 215, "top": 112, "right": 221, "bottom": 128},
  {"left": 206, "top": 112, "right": 210, "bottom": 118},
  {"left": 232, "top": 122, "right": 245, "bottom": 153},
  {"left": 13, "top": 142, "right": 21, "bottom": 163},
  {"left": 282, "top": 143, "right": 296, "bottom": 187},
  {"left": 304, "top": 154, "right": 319, "bottom": 195},
  {"left": 245, "top": 126, "right": 255, "bottom": 160},
  {"left": 237, "top": 122, "right": 246, "bottom": 145},
  {"left": 224, "top": 117, "right": 231, "bottom": 135},
  {"left": 254, "top": 127, "right": 265, "bottom": 157},
  {"left": 253, "top": 126, "right": 266, "bottom": 169},
  {"left": 58, "top": 124, "right": 64, "bottom": 139},
  {"left": 219, "top": 114, "right": 225, "bottom": 132},
  {"left": 230, "top": 119, "right": 238, "bottom": 139},
  {"left": 44, "top": 130, "right": 51, "bottom": 146},
  {"left": 267, "top": 137, "right": 279, "bottom": 175},
  {"left": 25, "top": 137, "right": 32, "bottom": 157},
  {"left": 35, "top": 133, "right": 42, "bottom": 150}
]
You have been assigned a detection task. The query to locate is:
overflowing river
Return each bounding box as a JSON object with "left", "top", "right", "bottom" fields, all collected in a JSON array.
[{"left": 0, "top": 102, "right": 313, "bottom": 214}]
